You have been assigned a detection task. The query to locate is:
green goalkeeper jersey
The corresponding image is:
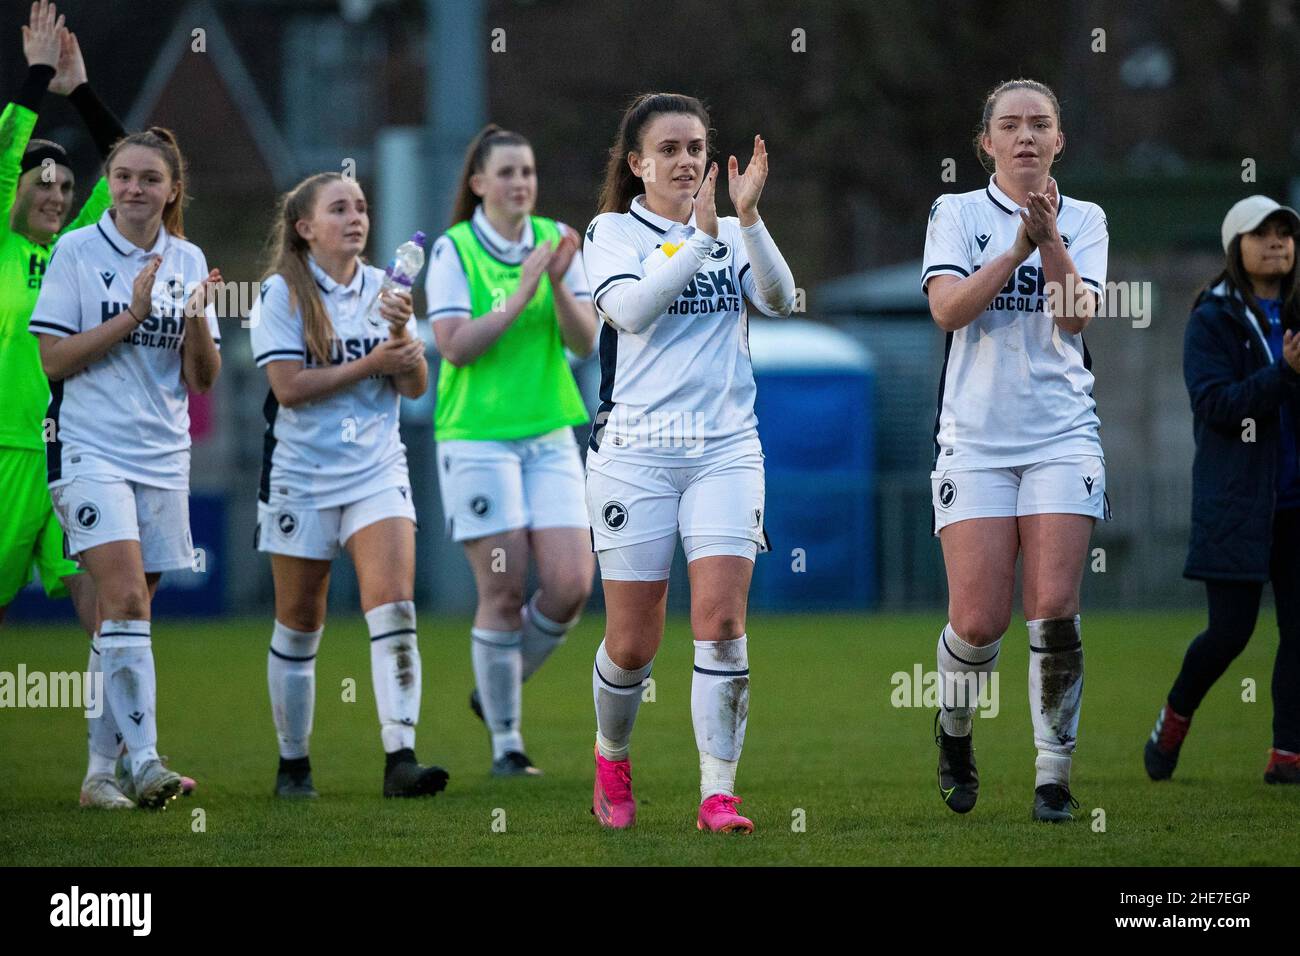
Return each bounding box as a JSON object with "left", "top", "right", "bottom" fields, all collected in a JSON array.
[{"left": 0, "top": 100, "right": 111, "bottom": 451}]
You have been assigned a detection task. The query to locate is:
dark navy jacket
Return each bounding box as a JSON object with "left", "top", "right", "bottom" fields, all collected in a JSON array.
[{"left": 1183, "top": 281, "right": 1300, "bottom": 581}]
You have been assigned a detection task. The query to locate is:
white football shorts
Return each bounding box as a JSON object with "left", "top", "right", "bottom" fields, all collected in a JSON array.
[
  {"left": 586, "top": 447, "right": 769, "bottom": 580},
  {"left": 930, "top": 454, "right": 1110, "bottom": 534},
  {"left": 50, "top": 477, "right": 194, "bottom": 573},
  {"left": 256, "top": 484, "right": 417, "bottom": 560},
  {"left": 436, "top": 427, "right": 587, "bottom": 542}
]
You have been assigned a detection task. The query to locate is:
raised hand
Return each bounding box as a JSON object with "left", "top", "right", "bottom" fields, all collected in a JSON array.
[
  {"left": 130, "top": 256, "right": 162, "bottom": 323},
  {"left": 49, "top": 28, "right": 86, "bottom": 95},
  {"left": 183, "top": 268, "right": 222, "bottom": 319},
  {"left": 546, "top": 224, "right": 580, "bottom": 281},
  {"left": 519, "top": 240, "right": 556, "bottom": 296},
  {"left": 1021, "top": 187, "right": 1060, "bottom": 248},
  {"left": 22, "top": 1, "right": 65, "bottom": 70},
  {"left": 1012, "top": 214, "right": 1036, "bottom": 262},
  {"left": 694, "top": 161, "right": 719, "bottom": 238},
  {"left": 728, "top": 134, "right": 768, "bottom": 224}
]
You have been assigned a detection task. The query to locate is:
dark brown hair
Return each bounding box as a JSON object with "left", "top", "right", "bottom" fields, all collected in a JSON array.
[
  {"left": 263, "top": 172, "right": 356, "bottom": 366},
  {"left": 449, "top": 124, "right": 531, "bottom": 226},
  {"left": 972, "top": 79, "right": 1062, "bottom": 174},
  {"left": 1211, "top": 213, "right": 1300, "bottom": 334},
  {"left": 105, "top": 127, "right": 188, "bottom": 237},
  {"left": 597, "top": 93, "right": 712, "bottom": 215}
]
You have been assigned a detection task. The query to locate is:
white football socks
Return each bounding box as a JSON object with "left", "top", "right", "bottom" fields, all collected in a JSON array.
[
  {"left": 367, "top": 601, "right": 420, "bottom": 753},
  {"left": 520, "top": 592, "right": 574, "bottom": 682},
  {"left": 937, "top": 622, "right": 1001, "bottom": 737},
  {"left": 471, "top": 626, "right": 523, "bottom": 759},
  {"left": 692, "top": 637, "right": 750, "bottom": 800},
  {"left": 1028, "top": 615, "right": 1084, "bottom": 788},
  {"left": 85, "top": 634, "right": 122, "bottom": 779},
  {"left": 267, "top": 621, "right": 322, "bottom": 760},
  {"left": 592, "top": 640, "right": 652, "bottom": 761},
  {"left": 97, "top": 620, "right": 159, "bottom": 776}
]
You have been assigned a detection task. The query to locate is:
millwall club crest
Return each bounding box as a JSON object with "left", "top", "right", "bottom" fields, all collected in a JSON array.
[
  {"left": 276, "top": 512, "right": 298, "bottom": 537},
  {"left": 602, "top": 501, "right": 628, "bottom": 532},
  {"left": 75, "top": 502, "right": 100, "bottom": 529},
  {"left": 707, "top": 240, "right": 730, "bottom": 262},
  {"left": 938, "top": 478, "right": 957, "bottom": 509},
  {"left": 1061, "top": 234, "right": 1072, "bottom": 248}
]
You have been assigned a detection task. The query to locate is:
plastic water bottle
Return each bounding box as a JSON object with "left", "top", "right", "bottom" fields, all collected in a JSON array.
[{"left": 369, "top": 231, "right": 426, "bottom": 324}]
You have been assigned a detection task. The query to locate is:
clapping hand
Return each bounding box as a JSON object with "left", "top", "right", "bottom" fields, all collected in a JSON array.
[{"left": 728, "top": 134, "right": 768, "bottom": 224}]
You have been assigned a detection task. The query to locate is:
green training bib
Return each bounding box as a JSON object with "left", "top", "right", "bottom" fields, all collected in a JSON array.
[{"left": 435, "top": 216, "right": 589, "bottom": 441}]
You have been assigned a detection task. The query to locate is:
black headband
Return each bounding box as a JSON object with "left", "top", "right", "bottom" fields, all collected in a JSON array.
[{"left": 21, "top": 143, "right": 70, "bottom": 177}]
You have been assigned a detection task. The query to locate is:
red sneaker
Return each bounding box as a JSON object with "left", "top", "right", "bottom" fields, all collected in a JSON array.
[
  {"left": 1264, "top": 749, "right": 1300, "bottom": 784},
  {"left": 1143, "top": 704, "right": 1191, "bottom": 781},
  {"left": 697, "top": 794, "right": 754, "bottom": 834},
  {"left": 592, "top": 746, "right": 636, "bottom": 829}
]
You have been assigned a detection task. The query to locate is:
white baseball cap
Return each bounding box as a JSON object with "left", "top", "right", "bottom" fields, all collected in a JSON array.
[{"left": 1221, "top": 195, "right": 1300, "bottom": 252}]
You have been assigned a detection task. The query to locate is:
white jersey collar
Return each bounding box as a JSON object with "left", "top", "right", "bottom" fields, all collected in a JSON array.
[
  {"left": 97, "top": 209, "right": 169, "bottom": 258},
  {"left": 307, "top": 254, "right": 366, "bottom": 297},
  {"left": 470, "top": 204, "right": 534, "bottom": 263},
  {"left": 628, "top": 194, "right": 696, "bottom": 237},
  {"left": 985, "top": 174, "right": 1062, "bottom": 218}
]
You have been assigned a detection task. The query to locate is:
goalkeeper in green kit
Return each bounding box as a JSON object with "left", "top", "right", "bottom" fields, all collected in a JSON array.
[
  {"left": 0, "top": 3, "right": 168, "bottom": 808},
  {"left": 0, "top": 3, "right": 123, "bottom": 628}
]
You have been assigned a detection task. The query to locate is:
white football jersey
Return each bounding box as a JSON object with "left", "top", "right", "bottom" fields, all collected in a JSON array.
[
  {"left": 921, "top": 175, "right": 1109, "bottom": 468},
  {"left": 28, "top": 211, "right": 220, "bottom": 490},
  {"left": 582, "top": 195, "right": 779, "bottom": 466},
  {"left": 424, "top": 204, "right": 591, "bottom": 320},
  {"left": 248, "top": 257, "right": 414, "bottom": 508}
]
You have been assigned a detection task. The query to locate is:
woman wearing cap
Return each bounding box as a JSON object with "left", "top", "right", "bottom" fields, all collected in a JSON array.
[{"left": 1145, "top": 195, "right": 1300, "bottom": 785}]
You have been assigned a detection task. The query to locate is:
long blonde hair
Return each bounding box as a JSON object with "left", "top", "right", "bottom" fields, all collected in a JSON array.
[{"left": 262, "top": 172, "right": 349, "bottom": 366}]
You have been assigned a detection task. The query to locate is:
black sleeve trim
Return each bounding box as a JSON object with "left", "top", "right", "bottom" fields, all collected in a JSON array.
[
  {"left": 592, "top": 273, "right": 639, "bottom": 300},
  {"left": 29, "top": 319, "right": 76, "bottom": 335},
  {"left": 255, "top": 348, "right": 305, "bottom": 364},
  {"left": 15, "top": 64, "right": 55, "bottom": 113},
  {"left": 922, "top": 263, "right": 970, "bottom": 279},
  {"left": 67, "top": 83, "right": 126, "bottom": 158}
]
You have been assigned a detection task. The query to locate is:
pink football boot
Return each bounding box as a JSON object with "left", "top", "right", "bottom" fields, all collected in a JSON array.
[
  {"left": 592, "top": 746, "right": 636, "bottom": 829},
  {"left": 697, "top": 794, "right": 754, "bottom": 834}
]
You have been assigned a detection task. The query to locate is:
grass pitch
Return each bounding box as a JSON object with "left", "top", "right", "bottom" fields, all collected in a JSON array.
[{"left": 0, "top": 610, "right": 1294, "bottom": 866}]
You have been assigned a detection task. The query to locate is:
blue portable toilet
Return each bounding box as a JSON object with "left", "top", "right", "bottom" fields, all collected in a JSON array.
[{"left": 749, "top": 318, "right": 876, "bottom": 610}]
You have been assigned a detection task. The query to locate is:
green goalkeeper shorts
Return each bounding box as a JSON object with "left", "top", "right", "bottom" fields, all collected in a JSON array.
[{"left": 0, "top": 447, "right": 80, "bottom": 604}]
